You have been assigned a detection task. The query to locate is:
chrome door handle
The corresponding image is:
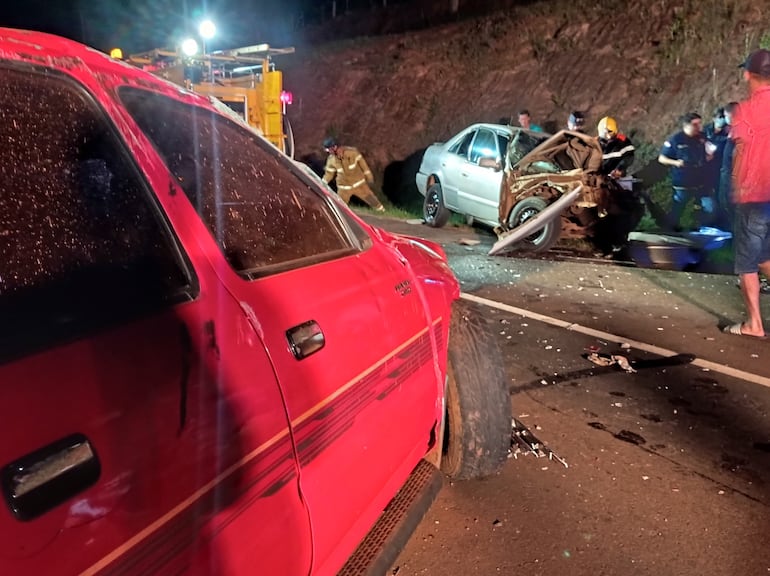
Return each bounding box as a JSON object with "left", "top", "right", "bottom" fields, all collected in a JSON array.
[
  {"left": 286, "top": 320, "right": 325, "bottom": 360},
  {"left": 2, "top": 434, "right": 100, "bottom": 521}
]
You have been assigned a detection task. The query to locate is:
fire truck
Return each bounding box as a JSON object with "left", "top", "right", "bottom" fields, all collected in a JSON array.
[{"left": 122, "top": 43, "right": 296, "bottom": 157}]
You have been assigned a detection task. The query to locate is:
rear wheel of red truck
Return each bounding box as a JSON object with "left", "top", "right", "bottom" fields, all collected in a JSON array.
[{"left": 441, "top": 300, "right": 511, "bottom": 480}]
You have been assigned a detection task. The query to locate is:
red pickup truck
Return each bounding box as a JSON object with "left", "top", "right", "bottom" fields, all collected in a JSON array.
[{"left": 0, "top": 28, "right": 511, "bottom": 576}]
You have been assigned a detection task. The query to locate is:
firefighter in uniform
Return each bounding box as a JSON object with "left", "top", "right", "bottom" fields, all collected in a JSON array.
[
  {"left": 595, "top": 117, "right": 643, "bottom": 255},
  {"left": 597, "top": 116, "right": 635, "bottom": 178},
  {"left": 322, "top": 138, "right": 385, "bottom": 211}
]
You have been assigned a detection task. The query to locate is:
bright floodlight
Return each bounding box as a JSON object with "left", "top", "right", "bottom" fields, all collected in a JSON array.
[
  {"left": 181, "top": 38, "right": 199, "bottom": 56},
  {"left": 199, "top": 20, "right": 216, "bottom": 40}
]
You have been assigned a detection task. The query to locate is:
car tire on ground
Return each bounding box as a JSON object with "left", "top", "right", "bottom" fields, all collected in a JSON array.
[
  {"left": 442, "top": 299, "right": 511, "bottom": 480},
  {"left": 507, "top": 196, "right": 561, "bottom": 252},
  {"left": 423, "top": 182, "right": 451, "bottom": 228}
]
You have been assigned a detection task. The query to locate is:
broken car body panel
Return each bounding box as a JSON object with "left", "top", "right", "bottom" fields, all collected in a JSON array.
[
  {"left": 489, "top": 186, "right": 583, "bottom": 255},
  {"left": 497, "top": 129, "right": 644, "bottom": 252}
]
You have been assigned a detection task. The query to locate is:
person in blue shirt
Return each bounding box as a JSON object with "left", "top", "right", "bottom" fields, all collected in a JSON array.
[
  {"left": 657, "top": 112, "right": 715, "bottom": 231},
  {"left": 517, "top": 109, "right": 543, "bottom": 132},
  {"left": 716, "top": 101, "right": 740, "bottom": 230},
  {"left": 704, "top": 106, "right": 730, "bottom": 198}
]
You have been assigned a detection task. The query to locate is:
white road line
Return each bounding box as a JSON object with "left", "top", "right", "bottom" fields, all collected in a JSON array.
[{"left": 461, "top": 292, "right": 770, "bottom": 389}]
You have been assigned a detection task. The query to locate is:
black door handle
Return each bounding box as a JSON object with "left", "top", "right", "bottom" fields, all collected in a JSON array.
[
  {"left": 286, "top": 320, "right": 325, "bottom": 360},
  {"left": 2, "top": 434, "right": 100, "bottom": 521}
]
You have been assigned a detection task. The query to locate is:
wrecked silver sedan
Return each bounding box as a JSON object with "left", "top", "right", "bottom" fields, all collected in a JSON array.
[
  {"left": 415, "top": 123, "right": 548, "bottom": 228},
  {"left": 416, "top": 125, "right": 643, "bottom": 254}
]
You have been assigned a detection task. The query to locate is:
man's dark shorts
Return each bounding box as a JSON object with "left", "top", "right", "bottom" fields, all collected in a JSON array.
[{"left": 734, "top": 202, "right": 770, "bottom": 274}]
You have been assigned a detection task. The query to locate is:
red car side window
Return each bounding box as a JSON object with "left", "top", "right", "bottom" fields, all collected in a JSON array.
[
  {"left": 119, "top": 88, "right": 353, "bottom": 278},
  {"left": 0, "top": 66, "right": 194, "bottom": 364}
]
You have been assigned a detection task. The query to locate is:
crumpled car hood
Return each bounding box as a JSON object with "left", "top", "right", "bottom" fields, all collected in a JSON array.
[
  {"left": 515, "top": 129, "right": 604, "bottom": 174},
  {"left": 499, "top": 130, "right": 609, "bottom": 224}
]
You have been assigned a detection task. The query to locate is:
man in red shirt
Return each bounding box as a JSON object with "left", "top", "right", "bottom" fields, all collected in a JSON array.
[{"left": 724, "top": 49, "right": 770, "bottom": 338}]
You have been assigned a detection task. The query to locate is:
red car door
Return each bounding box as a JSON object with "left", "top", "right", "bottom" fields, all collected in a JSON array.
[
  {"left": 117, "top": 88, "right": 443, "bottom": 575},
  {"left": 229, "top": 242, "right": 443, "bottom": 575},
  {"left": 0, "top": 63, "right": 311, "bottom": 576}
]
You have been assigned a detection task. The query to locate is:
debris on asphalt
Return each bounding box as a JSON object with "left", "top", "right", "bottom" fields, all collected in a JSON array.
[
  {"left": 458, "top": 238, "right": 481, "bottom": 246},
  {"left": 585, "top": 352, "right": 637, "bottom": 373},
  {"left": 492, "top": 519, "right": 502, "bottom": 527},
  {"left": 613, "top": 355, "right": 636, "bottom": 373},
  {"left": 510, "top": 418, "right": 569, "bottom": 468},
  {"left": 405, "top": 219, "right": 424, "bottom": 225}
]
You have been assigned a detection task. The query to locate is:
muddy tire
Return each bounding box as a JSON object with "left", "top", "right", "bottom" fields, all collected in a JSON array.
[
  {"left": 507, "top": 196, "right": 561, "bottom": 252},
  {"left": 442, "top": 300, "right": 511, "bottom": 480},
  {"left": 423, "top": 183, "right": 451, "bottom": 228}
]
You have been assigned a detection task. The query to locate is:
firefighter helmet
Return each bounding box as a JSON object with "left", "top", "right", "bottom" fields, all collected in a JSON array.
[{"left": 598, "top": 116, "right": 618, "bottom": 138}]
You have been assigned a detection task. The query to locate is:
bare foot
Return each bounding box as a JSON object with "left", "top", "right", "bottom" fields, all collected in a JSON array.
[{"left": 723, "top": 323, "right": 767, "bottom": 338}]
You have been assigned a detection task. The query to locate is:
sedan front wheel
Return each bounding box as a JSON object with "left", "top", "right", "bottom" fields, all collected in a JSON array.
[{"left": 507, "top": 196, "right": 561, "bottom": 252}]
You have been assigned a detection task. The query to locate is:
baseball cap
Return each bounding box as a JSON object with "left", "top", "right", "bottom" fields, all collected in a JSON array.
[{"left": 739, "top": 49, "right": 770, "bottom": 77}]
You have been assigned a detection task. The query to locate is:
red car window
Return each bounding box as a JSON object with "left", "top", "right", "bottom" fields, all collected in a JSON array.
[
  {"left": 119, "top": 88, "right": 354, "bottom": 278},
  {"left": 0, "top": 66, "right": 194, "bottom": 363}
]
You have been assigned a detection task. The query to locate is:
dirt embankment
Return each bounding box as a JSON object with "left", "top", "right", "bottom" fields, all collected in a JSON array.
[{"left": 282, "top": 0, "right": 770, "bottom": 204}]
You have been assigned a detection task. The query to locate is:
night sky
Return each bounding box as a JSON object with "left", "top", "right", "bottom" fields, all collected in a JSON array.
[{"left": 0, "top": 0, "right": 343, "bottom": 53}]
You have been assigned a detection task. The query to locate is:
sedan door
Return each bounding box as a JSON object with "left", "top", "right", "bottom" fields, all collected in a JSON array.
[
  {"left": 439, "top": 129, "right": 476, "bottom": 210},
  {"left": 457, "top": 128, "right": 506, "bottom": 224}
]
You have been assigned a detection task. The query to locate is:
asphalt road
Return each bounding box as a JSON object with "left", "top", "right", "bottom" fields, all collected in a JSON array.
[{"left": 360, "top": 214, "right": 770, "bottom": 576}]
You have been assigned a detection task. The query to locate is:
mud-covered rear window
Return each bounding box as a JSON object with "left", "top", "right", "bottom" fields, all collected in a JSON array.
[
  {"left": 0, "top": 66, "right": 194, "bottom": 363},
  {"left": 119, "top": 88, "right": 353, "bottom": 277}
]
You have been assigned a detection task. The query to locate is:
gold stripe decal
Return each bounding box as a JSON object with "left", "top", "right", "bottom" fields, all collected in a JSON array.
[
  {"left": 291, "top": 318, "right": 440, "bottom": 429},
  {"left": 80, "top": 317, "right": 442, "bottom": 576}
]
